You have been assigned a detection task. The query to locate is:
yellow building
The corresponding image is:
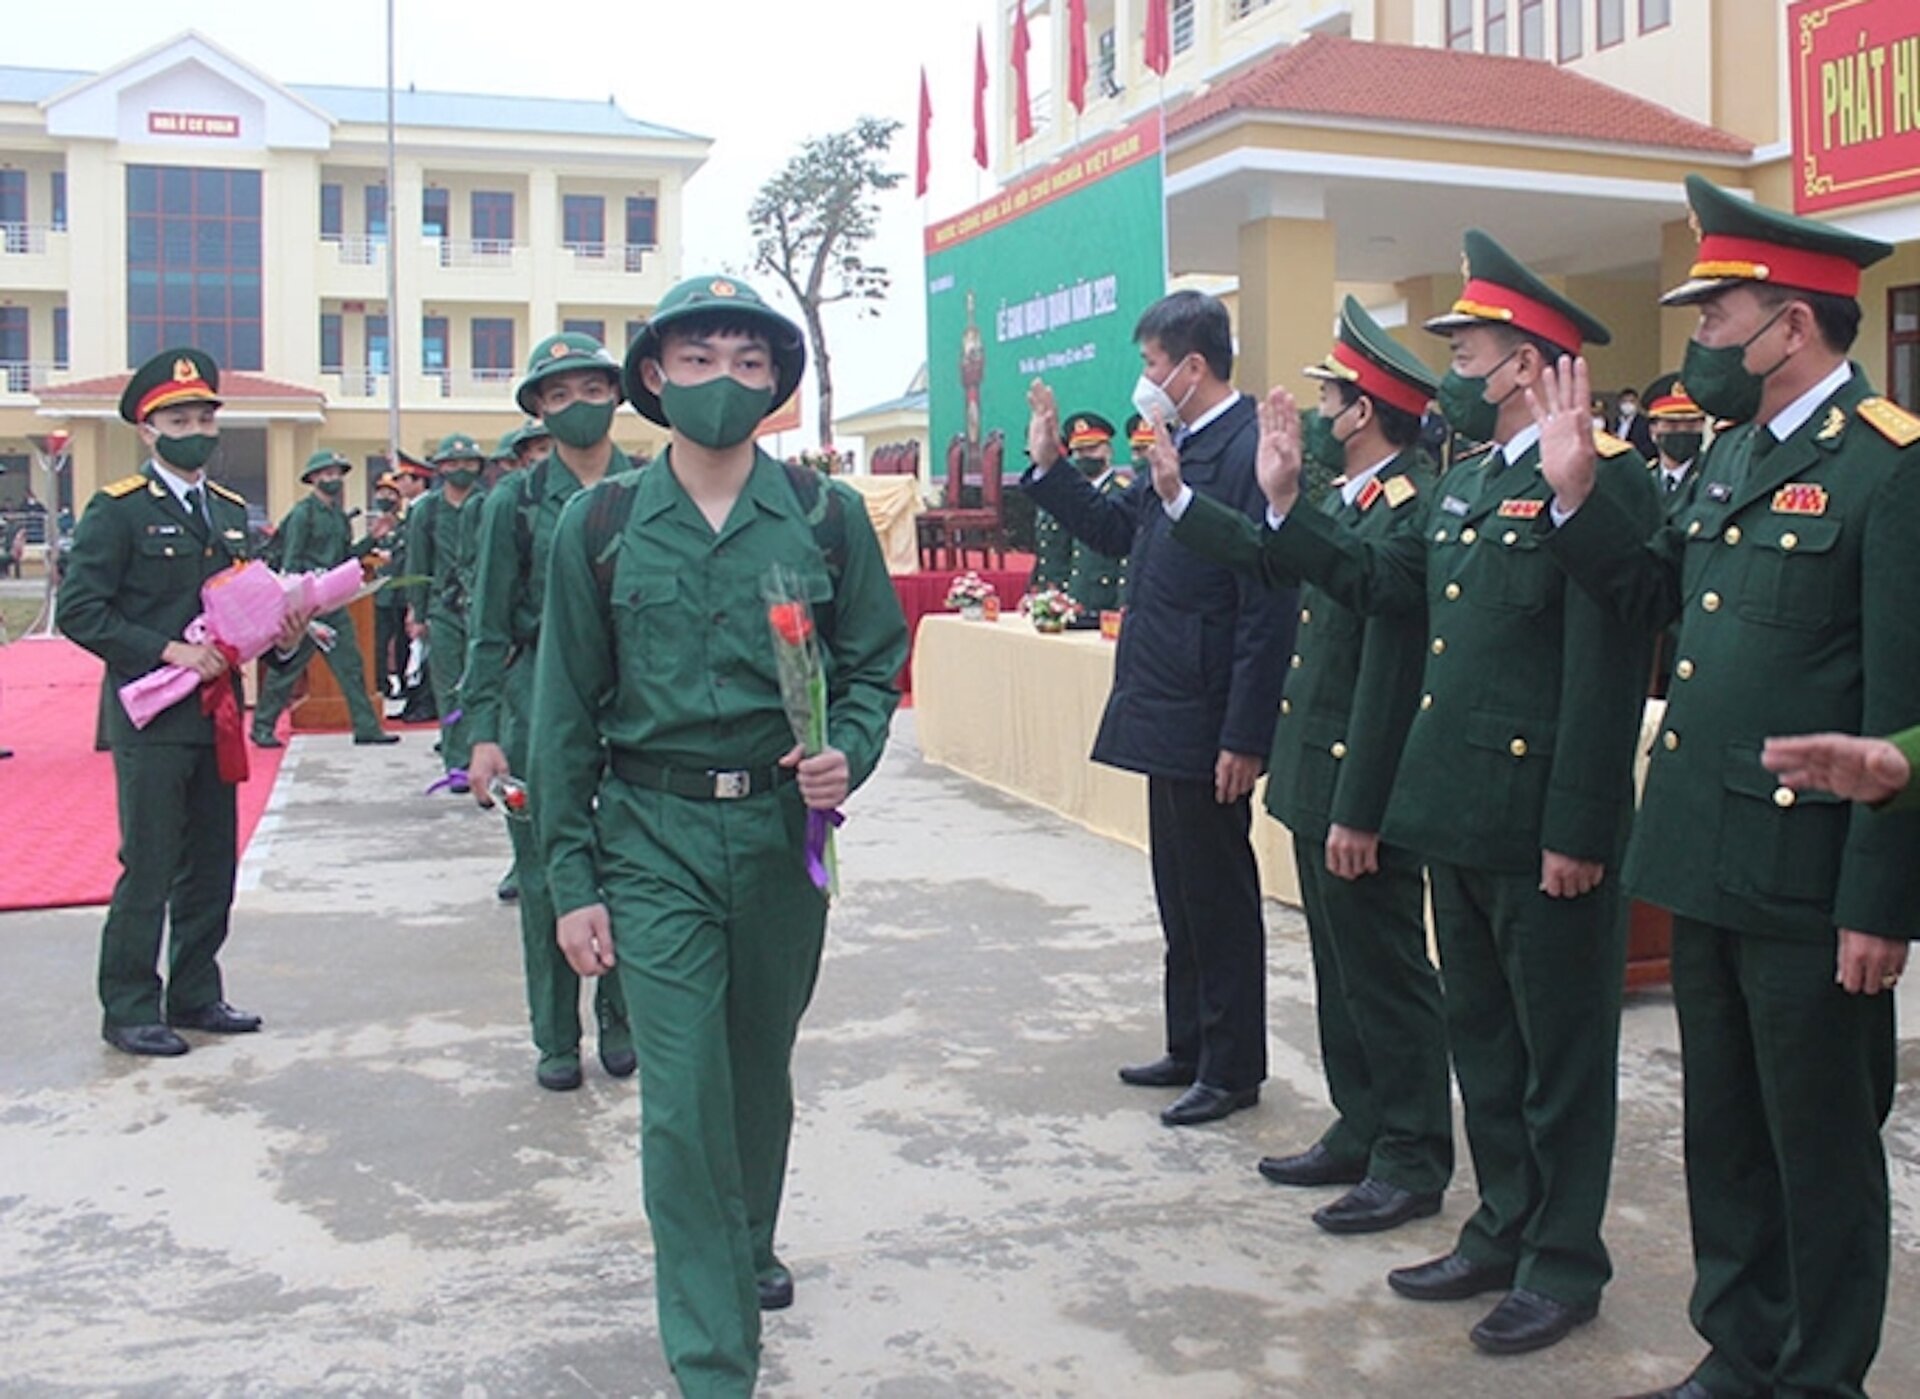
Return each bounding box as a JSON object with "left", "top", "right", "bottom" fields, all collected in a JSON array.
[
  {"left": 994, "top": 0, "right": 1920, "bottom": 412},
  {"left": 0, "top": 30, "right": 707, "bottom": 523}
]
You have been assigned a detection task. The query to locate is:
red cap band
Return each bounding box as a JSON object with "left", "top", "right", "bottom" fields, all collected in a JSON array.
[
  {"left": 137, "top": 376, "right": 217, "bottom": 420},
  {"left": 1330, "top": 340, "right": 1433, "bottom": 419},
  {"left": 1691, "top": 234, "right": 1862, "bottom": 299},
  {"left": 1453, "top": 278, "right": 1584, "bottom": 354}
]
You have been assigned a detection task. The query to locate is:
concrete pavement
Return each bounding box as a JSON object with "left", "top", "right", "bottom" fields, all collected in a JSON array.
[{"left": 1, "top": 710, "right": 1916, "bottom": 1396}]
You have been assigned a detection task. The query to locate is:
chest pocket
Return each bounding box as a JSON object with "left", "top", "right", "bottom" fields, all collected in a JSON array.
[
  {"left": 1736, "top": 516, "right": 1842, "bottom": 632},
  {"left": 137, "top": 533, "right": 196, "bottom": 565},
  {"left": 610, "top": 570, "right": 681, "bottom": 688},
  {"left": 1479, "top": 525, "right": 1557, "bottom": 613}
]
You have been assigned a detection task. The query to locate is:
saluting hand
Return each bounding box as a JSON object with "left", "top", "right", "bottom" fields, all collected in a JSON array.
[
  {"left": 1145, "top": 413, "right": 1184, "bottom": 505},
  {"left": 1530, "top": 354, "right": 1599, "bottom": 515},
  {"left": 1763, "top": 732, "right": 1912, "bottom": 805},
  {"left": 1026, "top": 379, "right": 1062, "bottom": 471},
  {"left": 1255, "top": 386, "right": 1304, "bottom": 517},
  {"left": 557, "top": 903, "right": 617, "bottom": 977}
]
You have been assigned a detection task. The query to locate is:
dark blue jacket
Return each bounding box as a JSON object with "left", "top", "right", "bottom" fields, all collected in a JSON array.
[{"left": 1023, "top": 394, "right": 1297, "bottom": 782}]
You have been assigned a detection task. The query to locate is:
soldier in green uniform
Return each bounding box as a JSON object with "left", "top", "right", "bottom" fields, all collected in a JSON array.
[
  {"left": 250, "top": 450, "right": 399, "bottom": 748},
  {"left": 60, "top": 348, "right": 309, "bottom": 1056},
  {"left": 530, "top": 275, "right": 906, "bottom": 1396},
  {"left": 1164, "top": 297, "right": 1453, "bottom": 1235},
  {"left": 1533, "top": 176, "right": 1920, "bottom": 1399},
  {"left": 1160, "top": 234, "right": 1658, "bottom": 1355},
  {"left": 407, "top": 434, "right": 487, "bottom": 789},
  {"left": 511, "top": 417, "right": 552, "bottom": 471},
  {"left": 1641, "top": 376, "right": 1709, "bottom": 697},
  {"left": 466, "top": 332, "right": 636, "bottom": 1092},
  {"left": 1029, "top": 413, "right": 1129, "bottom": 621},
  {"left": 369, "top": 471, "right": 409, "bottom": 702}
]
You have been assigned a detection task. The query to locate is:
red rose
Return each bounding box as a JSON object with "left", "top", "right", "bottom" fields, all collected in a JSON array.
[{"left": 769, "top": 601, "right": 814, "bottom": 646}]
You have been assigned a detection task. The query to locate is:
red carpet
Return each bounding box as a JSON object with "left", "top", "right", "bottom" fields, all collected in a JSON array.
[
  {"left": 0, "top": 637, "right": 286, "bottom": 912},
  {"left": 891, "top": 558, "right": 1034, "bottom": 693}
]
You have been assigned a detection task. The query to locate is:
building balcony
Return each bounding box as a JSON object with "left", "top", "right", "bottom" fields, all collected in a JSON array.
[
  {"left": 322, "top": 366, "right": 523, "bottom": 409},
  {"left": 0, "top": 361, "right": 67, "bottom": 399},
  {"left": 315, "top": 235, "right": 388, "bottom": 299},
  {"left": 409, "top": 238, "right": 533, "bottom": 302},
  {"left": 553, "top": 241, "right": 667, "bottom": 304},
  {"left": 0, "top": 225, "right": 70, "bottom": 293}
]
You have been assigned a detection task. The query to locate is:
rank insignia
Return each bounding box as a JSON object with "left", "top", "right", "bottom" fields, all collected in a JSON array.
[
  {"left": 710, "top": 279, "right": 737, "bottom": 298},
  {"left": 1705, "top": 481, "right": 1733, "bottom": 502},
  {"left": 1497, "top": 499, "right": 1545, "bottom": 519},
  {"left": 1382, "top": 476, "right": 1417, "bottom": 507},
  {"left": 1859, "top": 396, "right": 1920, "bottom": 446},
  {"left": 146, "top": 522, "right": 183, "bottom": 536},
  {"left": 1356, "top": 478, "right": 1384, "bottom": 511},
  {"left": 1772, "top": 482, "right": 1829, "bottom": 516},
  {"left": 1441, "top": 494, "right": 1471, "bottom": 516},
  {"left": 1816, "top": 406, "right": 1847, "bottom": 442}
]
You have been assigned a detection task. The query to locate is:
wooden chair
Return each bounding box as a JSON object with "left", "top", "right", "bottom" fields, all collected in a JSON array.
[
  {"left": 916, "top": 433, "right": 968, "bottom": 570},
  {"left": 927, "top": 430, "right": 1005, "bottom": 570}
]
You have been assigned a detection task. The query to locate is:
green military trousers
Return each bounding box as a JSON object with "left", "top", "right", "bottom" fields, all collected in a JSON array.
[
  {"left": 499, "top": 653, "right": 627, "bottom": 1071},
  {"left": 427, "top": 607, "right": 472, "bottom": 775},
  {"left": 100, "top": 741, "right": 237, "bottom": 1026},
  {"left": 1671, "top": 918, "right": 1895, "bottom": 1399},
  {"left": 251, "top": 606, "right": 386, "bottom": 741},
  {"left": 1293, "top": 834, "right": 1452, "bottom": 1193},
  {"left": 1427, "top": 859, "right": 1626, "bottom": 1309},
  {"left": 599, "top": 773, "right": 827, "bottom": 1399}
]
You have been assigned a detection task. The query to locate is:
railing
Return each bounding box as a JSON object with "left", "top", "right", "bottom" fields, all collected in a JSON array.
[
  {"left": 324, "top": 234, "right": 386, "bottom": 268},
  {"left": 0, "top": 361, "right": 61, "bottom": 392},
  {"left": 437, "top": 238, "right": 518, "bottom": 270},
  {"left": 330, "top": 366, "right": 384, "bottom": 398},
  {"left": 564, "top": 241, "right": 658, "bottom": 274},
  {"left": 1226, "top": 0, "right": 1275, "bottom": 20},
  {"left": 0, "top": 224, "right": 61, "bottom": 256}
]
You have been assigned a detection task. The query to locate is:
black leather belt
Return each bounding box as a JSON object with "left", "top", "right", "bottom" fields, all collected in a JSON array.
[{"left": 607, "top": 749, "right": 794, "bottom": 800}]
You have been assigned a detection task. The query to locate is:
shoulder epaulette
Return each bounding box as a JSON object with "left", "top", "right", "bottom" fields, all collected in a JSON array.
[
  {"left": 1592, "top": 429, "right": 1634, "bottom": 459},
  {"left": 1858, "top": 396, "right": 1920, "bottom": 448},
  {"left": 1382, "top": 474, "right": 1418, "bottom": 508},
  {"left": 102, "top": 475, "right": 146, "bottom": 498},
  {"left": 208, "top": 481, "right": 246, "bottom": 505}
]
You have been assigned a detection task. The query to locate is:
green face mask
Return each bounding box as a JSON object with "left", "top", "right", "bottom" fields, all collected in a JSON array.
[
  {"left": 1679, "top": 306, "right": 1791, "bottom": 424},
  {"left": 1303, "top": 400, "right": 1358, "bottom": 474},
  {"left": 1435, "top": 349, "right": 1521, "bottom": 444},
  {"left": 543, "top": 398, "right": 618, "bottom": 450},
  {"left": 1657, "top": 431, "right": 1703, "bottom": 464},
  {"left": 316, "top": 477, "right": 345, "bottom": 497},
  {"left": 154, "top": 432, "right": 218, "bottom": 472},
  {"left": 1071, "top": 453, "right": 1106, "bottom": 478},
  {"left": 442, "top": 468, "right": 478, "bottom": 490},
  {"left": 659, "top": 375, "right": 775, "bottom": 450}
]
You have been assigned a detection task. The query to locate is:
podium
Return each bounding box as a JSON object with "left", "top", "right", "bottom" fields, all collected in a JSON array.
[{"left": 290, "top": 593, "right": 380, "bottom": 733}]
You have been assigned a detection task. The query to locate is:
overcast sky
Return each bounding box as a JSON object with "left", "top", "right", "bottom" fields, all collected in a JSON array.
[{"left": 15, "top": 0, "right": 1021, "bottom": 437}]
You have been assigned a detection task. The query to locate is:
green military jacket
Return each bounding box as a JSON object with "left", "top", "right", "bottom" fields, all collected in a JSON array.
[
  {"left": 1546, "top": 367, "right": 1920, "bottom": 942},
  {"left": 464, "top": 446, "right": 634, "bottom": 746},
  {"left": 405, "top": 485, "right": 484, "bottom": 620},
  {"left": 59, "top": 463, "right": 253, "bottom": 747},
  {"left": 530, "top": 448, "right": 909, "bottom": 917},
  {"left": 1175, "top": 451, "right": 1434, "bottom": 841},
  {"left": 1886, "top": 726, "right": 1920, "bottom": 814},
  {"left": 1032, "top": 470, "right": 1130, "bottom": 614},
  {"left": 1253, "top": 434, "right": 1659, "bottom": 873},
  {"left": 274, "top": 492, "right": 371, "bottom": 577},
  {"left": 372, "top": 504, "right": 409, "bottom": 610}
]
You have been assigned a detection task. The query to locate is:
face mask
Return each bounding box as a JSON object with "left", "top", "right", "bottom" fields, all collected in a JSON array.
[
  {"left": 1303, "top": 400, "right": 1359, "bottom": 473},
  {"left": 1071, "top": 453, "right": 1106, "bottom": 478},
  {"left": 375, "top": 495, "right": 400, "bottom": 513},
  {"left": 543, "top": 399, "right": 617, "bottom": 450},
  {"left": 154, "top": 432, "right": 218, "bottom": 472},
  {"left": 1131, "top": 357, "right": 1197, "bottom": 428},
  {"left": 1658, "top": 431, "right": 1703, "bottom": 464},
  {"left": 315, "top": 477, "right": 344, "bottom": 497},
  {"left": 1617, "top": 401, "right": 1638, "bottom": 418},
  {"left": 659, "top": 375, "right": 774, "bottom": 450},
  {"left": 1679, "top": 306, "right": 1792, "bottom": 424},
  {"left": 1435, "top": 349, "right": 1521, "bottom": 443},
  {"left": 442, "top": 468, "right": 478, "bottom": 490}
]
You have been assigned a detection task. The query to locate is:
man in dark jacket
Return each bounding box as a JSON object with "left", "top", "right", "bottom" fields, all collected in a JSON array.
[{"left": 1023, "top": 290, "right": 1296, "bottom": 1127}]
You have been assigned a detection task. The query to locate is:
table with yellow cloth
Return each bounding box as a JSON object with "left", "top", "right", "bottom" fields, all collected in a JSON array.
[{"left": 842, "top": 475, "right": 922, "bottom": 576}]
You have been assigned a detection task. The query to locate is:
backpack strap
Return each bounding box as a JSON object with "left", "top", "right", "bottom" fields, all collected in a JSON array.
[
  {"left": 782, "top": 463, "right": 846, "bottom": 643},
  {"left": 513, "top": 458, "right": 551, "bottom": 578},
  {"left": 583, "top": 473, "right": 641, "bottom": 608}
]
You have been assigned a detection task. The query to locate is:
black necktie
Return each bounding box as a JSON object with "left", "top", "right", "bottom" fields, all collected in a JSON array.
[{"left": 186, "top": 485, "right": 210, "bottom": 532}]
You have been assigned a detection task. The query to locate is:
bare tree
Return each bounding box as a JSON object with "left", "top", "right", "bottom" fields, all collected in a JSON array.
[{"left": 749, "top": 116, "right": 902, "bottom": 447}]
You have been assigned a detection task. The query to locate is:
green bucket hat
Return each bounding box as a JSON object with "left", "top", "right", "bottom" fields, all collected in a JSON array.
[
  {"left": 301, "top": 448, "right": 353, "bottom": 482},
  {"left": 428, "top": 433, "right": 486, "bottom": 467},
  {"left": 491, "top": 428, "right": 521, "bottom": 462},
  {"left": 622, "top": 275, "right": 807, "bottom": 429},
  {"left": 515, "top": 332, "right": 623, "bottom": 417}
]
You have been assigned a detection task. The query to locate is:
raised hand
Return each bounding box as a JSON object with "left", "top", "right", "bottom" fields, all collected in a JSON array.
[
  {"left": 1530, "top": 353, "right": 1599, "bottom": 514},
  {"left": 1255, "top": 385, "right": 1304, "bottom": 516},
  {"left": 1146, "top": 413, "right": 1184, "bottom": 505},
  {"left": 1026, "top": 378, "right": 1062, "bottom": 470}
]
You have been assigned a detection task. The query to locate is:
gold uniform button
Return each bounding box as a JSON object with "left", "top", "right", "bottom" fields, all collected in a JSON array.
[
  {"left": 1502, "top": 530, "right": 1518, "bottom": 546},
  {"left": 1444, "top": 582, "right": 1461, "bottom": 601},
  {"left": 1702, "top": 591, "right": 1721, "bottom": 612},
  {"left": 1675, "top": 658, "right": 1695, "bottom": 680},
  {"left": 1435, "top": 529, "right": 1450, "bottom": 543},
  {"left": 1330, "top": 741, "right": 1348, "bottom": 759},
  {"left": 1780, "top": 532, "right": 1798, "bottom": 550},
  {"left": 1509, "top": 737, "right": 1528, "bottom": 758},
  {"left": 1663, "top": 730, "right": 1680, "bottom": 751},
  {"left": 1420, "top": 693, "right": 1433, "bottom": 710},
  {"left": 1773, "top": 785, "right": 1797, "bottom": 808},
  {"left": 1431, "top": 637, "right": 1446, "bottom": 655},
  {"left": 1280, "top": 698, "right": 1291, "bottom": 715},
  {"left": 1300, "top": 609, "right": 1311, "bottom": 624},
  {"left": 1461, "top": 527, "right": 1478, "bottom": 544},
  {"left": 1723, "top": 525, "right": 1741, "bottom": 545},
  {"left": 1687, "top": 520, "right": 1702, "bottom": 537},
  {"left": 1290, "top": 654, "right": 1302, "bottom": 669}
]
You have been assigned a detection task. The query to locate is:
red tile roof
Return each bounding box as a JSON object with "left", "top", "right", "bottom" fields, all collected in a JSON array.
[
  {"left": 38, "top": 371, "right": 322, "bottom": 402},
  {"left": 1168, "top": 34, "right": 1751, "bottom": 156}
]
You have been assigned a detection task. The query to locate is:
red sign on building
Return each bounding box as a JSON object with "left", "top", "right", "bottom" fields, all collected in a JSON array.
[
  {"left": 147, "top": 111, "right": 240, "bottom": 139},
  {"left": 1790, "top": 0, "right": 1920, "bottom": 213}
]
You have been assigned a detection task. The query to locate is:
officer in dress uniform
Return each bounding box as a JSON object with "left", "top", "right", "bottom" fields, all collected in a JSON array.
[
  {"left": 406, "top": 434, "right": 487, "bottom": 789},
  {"left": 59, "top": 348, "right": 308, "bottom": 1056},
  {"left": 250, "top": 450, "right": 398, "bottom": 748},
  {"left": 1167, "top": 297, "right": 1453, "bottom": 1235},
  {"left": 1536, "top": 175, "right": 1920, "bottom": 1399},
  {"left": 1160, "top": 234, "right": 1659, "bottom": 1355},
  {"left": 1029, "top": 412, "right": 1129, "bottom": 622},
  {"left": 1642, "top": 376, "right": 1709, "bottom": 697}
]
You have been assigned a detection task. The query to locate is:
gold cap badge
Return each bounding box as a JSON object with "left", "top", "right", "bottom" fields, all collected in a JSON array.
[
  {"left": 173, "top": 357, "right": 197, "bottom": 382},
  {"left": 710, "top": 279, "right": 737, "bottom": 297}
]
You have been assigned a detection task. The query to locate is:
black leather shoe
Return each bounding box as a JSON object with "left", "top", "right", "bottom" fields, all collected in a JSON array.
[
  {"left": 251, "top": 731, "right": 282, "bottom": 749},
  {"left": 166, "top": 1001, "right": 262, "bottom": 1033},
  {"left": 1312, "top": 1177, "right": 1443, "bottom": 1235},
  {"left": 1160, "top": 1082, "right": 1259, "bottom": 1127},
  {"left": 599, "top": 1042, "right": 637, "bottom": 1079},
  {"left": 537, "top": 1057, "right": 583, "bottom": 1092},
  {"left": 757, "top": 1260, "right": 794, "bottom": 1311},
  {"left": 1386, "top": 1250, "right": 1516, "bottom": 1302},
  {"left": 1257, "top": 1141, "right": 1368, "bottom": 1187},
  {"left": 354, "top": 732, "right": 401, "bottom": 745},
  {"left": 496, "top": 871, "right": 520, "bottom": 903},
  {"left": 1469, "top": 1288, "right": 1598, "bottom": 1355},
  {"left": 1615, "top": 1382, "right": 1714, "bottom": 1399},
  {"left": 103, "top": 1023, "right": 189, "bottom": 1056},
  {"left": 1117, "top": 1055, "right": 1196, "bottom": 1088}
]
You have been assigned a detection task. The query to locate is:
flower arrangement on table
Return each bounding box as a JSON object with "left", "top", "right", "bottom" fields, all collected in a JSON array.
[
  {"left": 793, "top": 446, "right": 843, "bottom": 476},
  {"left": 1023, "top": 586, "right": 1082, "bottom": 634},
  {"left": 945, "top": 570, "right": 998, "bottom": 618}
]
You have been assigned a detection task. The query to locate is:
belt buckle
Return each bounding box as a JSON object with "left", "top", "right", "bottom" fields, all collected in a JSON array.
[{"left": 710, "top": 769, "right": 751, "bottom": 800}]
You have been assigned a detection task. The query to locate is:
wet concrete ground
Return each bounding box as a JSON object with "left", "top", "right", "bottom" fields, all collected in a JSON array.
[{"left": 2, "top": 711, "right": 1917, "bottom": 1397}]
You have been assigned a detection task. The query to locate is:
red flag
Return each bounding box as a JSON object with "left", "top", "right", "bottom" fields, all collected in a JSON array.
[
  {"left": 1067, "top": 0, "right": 1089, "bottom": 113},
  {"left": 1143, "top": 0, "right": 1171, "bottom": 77},
  {"left": 973, "top": 26, "right": 989, "bottom": 169},
  {"left": 915, "top": 66, "right": 932, "bottom": 197},
  {"left": 1011, "top": 4, "right": 1034, "bottom": 143}
]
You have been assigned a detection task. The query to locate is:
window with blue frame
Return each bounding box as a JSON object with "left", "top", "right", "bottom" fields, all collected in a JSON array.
[
  {"left": 471, "top": 317, "right": 514, "bottom": 376},
  {"left": 320, "top": 182, "right": 342, "bottom": 240},
  {"left": 125, "top": 166, "right": 263, "bottom": 370},
  {"left": 53, "top": 306, "right": 68, "bottom": 369},
  {"left": 471, "top": 191, "right": 513, "bottom": 245},
  {"left": 320, "top": 312, "right": 342, "bottom": 372},
  {"left": 51, "top": 171, "right": 66, "bottom": 232}
]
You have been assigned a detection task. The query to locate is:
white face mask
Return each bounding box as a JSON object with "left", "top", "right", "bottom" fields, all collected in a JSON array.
[{"left": 1131, "top": 357, "right": 1196, "bottom": 429}]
